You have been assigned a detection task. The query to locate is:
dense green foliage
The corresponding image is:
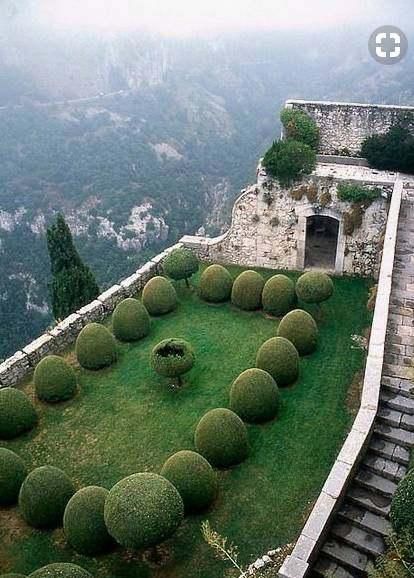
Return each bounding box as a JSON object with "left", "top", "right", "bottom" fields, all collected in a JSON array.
[
  {"left": 150, "top": 338, "right": 195, "bottom": 384},
  {"left": 0, "top": 388, "right": 37, "bottom": 440},
  {"left": 337, "top": 182, "right": 381, "bottom": 203},
  {"left": 104, "top": 473, "right": 184, "bottom": 549},
  {"left": 295, "top": 271, "right": 334, "bottom": 304},
  {"left": 161, "top": 450, "right": 218, "bottom": 513},
  {"left": 47, "top": 215, "right": 99, "bottom": 321},
  {"left": 391, "top": 470, "right": 414, "bottom": 538},
  {"left": 231, "top": 270, "right": 264, "bottom": 310},
  {"left": 277, "top": 309, "right": 318, "bottom": 356},
  {"left": 198, "top": 264, "right": 233, "bottom": 303},
  {"left": 280, "top": 108, "right": 319, "bottom": 150},
  {"left": 262, "top": 139, "right": 316, "bottom": 186},
  {"left": 194, "top": 408, "right": 249, "bottom": 468},
  {"left": 34, "top": 355, "right": 77, "bottom": 403},
  {"left": 0, "top": 574, "right": 27, "bottom": 578},
  {"left": 229, "top": 368, "right": 279, "bottom": 423},
  {"left": 262, "top": 274, "right": 296, "bottom": 317},
  {"left": 163, "top": 248, "right": 199, "bottom": 285},
  {"left": 361, "top": 120, "right": 414, "bottom": 174},
  {"left": 75, "top": 323, "right": 117, "bottom": 370},
  {"left": 112, "top": 298, "right": 150, "bottom": 342},
  {"left": 19, "top": 466, "right": 75, "bottom": 529},
  {"left": 0, "top": 448, "right": 27, "bottom": 506},
  {"left": 256, "top": 336, "right": 299, "bottom": 386},
  {"left": 142, "top": 276, "right": 177, "bottom": 316},
  {"left": 63, "top": 486, "right": 113, "bottom": 555},
  {"left": 29, "top": 564, "right": 92, "bottom": 578}
]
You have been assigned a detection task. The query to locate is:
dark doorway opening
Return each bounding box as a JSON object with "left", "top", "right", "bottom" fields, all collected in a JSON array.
[{"left": 305, "top": 215, "right": 339, "bottom": 270}]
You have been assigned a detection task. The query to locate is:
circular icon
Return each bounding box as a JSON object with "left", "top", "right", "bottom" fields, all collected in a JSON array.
[{"left": 369, "top": 25, "right": 408, "bottom": 64}]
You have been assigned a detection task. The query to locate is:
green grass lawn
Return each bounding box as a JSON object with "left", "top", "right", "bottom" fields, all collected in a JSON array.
[{"left": 0, "top": 265, "right": 372, "bottom": 578}]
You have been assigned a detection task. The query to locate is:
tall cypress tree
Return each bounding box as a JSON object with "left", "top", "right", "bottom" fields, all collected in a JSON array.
[{"left": 47, "top": 214, "right": 100, "bottom": 320}]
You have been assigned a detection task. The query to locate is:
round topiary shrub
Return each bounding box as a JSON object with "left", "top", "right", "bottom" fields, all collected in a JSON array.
[
  {"left": 0, "top": 448, "right": 27, "bottom": 506},
  {"left": 75, "top": 322, "right": 117, "bottom": 370},
  {"left": 161, "top": 450, "right": 217, "bottom": 513},
  {"left": 262, "top": 275, "right": 296, "bottom": 317},
  {"left": 112, "top": 298, "right": 150, "bottom": 342},
  {"left": 142, "top": 276, "right": 177, "bottom": 316},
  {"left": 163, "top": 248, "right": 199, "bottom": 286},
  {"left": 63, "top": 485, "right": 113, "bottom": 555},
  {"left": 29, "top": 564, "right": 92, "bottom": 578},
  {"left": 198, "top": 264, "right": 233, "bottom": 303},
  {"left": 391, "top": 470, "right": 414, "bottom": 538},
  {"left": 0, "top": 388, "right": 37, "bottom": 440},
  {"left": 277, "top": 309, "right": 318, "bottom": 356},
  {"left": 231, "top": 270, "right": 265, "bottom": 311},
  {"left": 151, "top": 338, "right": 195, "bottom": 386},
  {"left": 19, "top": 466, "right": 75, "bottom": 529},
  {"left": 104, "top": 472, "right": 184, "bottom": 549},
  {"left": 194, "top": 408, "right": 249, "bottom": 468},
  {"left": 256, "top": 337, "right": 299, "bottom": 386},
  {"left": 229, "top": 368, "right": 279, "bottom": 423},
  {"left": 295, "top": 271, "right": 334, "bottom": 304},
  {"left": 34, "top": 355, "right": 77, "bottom": 403}
]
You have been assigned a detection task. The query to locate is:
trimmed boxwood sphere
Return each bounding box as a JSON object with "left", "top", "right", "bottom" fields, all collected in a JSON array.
[
  {"left": 163, "top": 247, "right": 199, "bottom": 283},
  {"left": 231, "top": 270, "right": 265, "bottom": 311},
  {"left": 296, "top": 271, "right": 334, "bottom": 304},
  {"left": 112, "top": 298, "right": 150, "bottom": 342},
  {"left": 194, "top": 408, "right": 249, "bottom": 468},
  {"left": 0, "top": 388, "right": 37, "bottom": 440},
  {"left": 142, "top": 276, "right": 177, "bottom": 316},
  {"left": 19, "top": 466, "right": 75, "bottom": 528},
  {"left": 29, "top": 564, "right": 92, "bottom": 578},
  {"left": 277, "top": 309, "right": 318, "bottom": 355},
  {"left": 161, "top": 450, "right": 218, "bottom": 513},
  {"left": 75, "top": 323, "right": 117, "bottom": 370},
  {"left": 256, "top": 337, "right": 299, "bottom": 386},
  {"left": 229, "top": 368, "right": 279, "bottom": 423},
  {"left": 64, "top": 486, "right": 113, "bottom": 555},
  {"left": 0, "top": 448, "right": 27, "bottom": 506},
  {"left": 104, "top": 473, "right": 184, "bottom": 549},
  {"left": 151, "top": 338, "right": 195, "bottom": 378},
  {"left": 198, "top": 264, "right": 233, "bottom": 303},
  {"left": 391, "top": 470, "right": 414, "bottom": 538},
  {"left": 34, "top": 355, "right": 77, "bottom": 403},
  {"left": 262, "top": 275, "right": 296, "bottom": 317}
]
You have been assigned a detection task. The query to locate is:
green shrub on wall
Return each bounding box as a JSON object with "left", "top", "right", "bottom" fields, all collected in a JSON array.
[
  {"left": 29, "top": 564, "right": 92, "bottom": 578},
  {"left": 0, "top": 388, "right": 37, "bottom": 440},
  {"left": 280, "top": 108, "right": 320, "bottom": 150},
  {"left": 263, "top": 139, "right": 316, "bottom": 187},
  {"left": 0, "top": 448, "right": 27, "bottom": 506},
  {"left": 229, "top": 368, "right": 279, "bottom": 423},
  {"left": 34, "top": 355, "right": 77, "bottom": 403},
  {"left": 337, "top": 182, "right": 381, "bottom": 204},
  {"left": 361, "top": 119, "right": 414, "bottom": 174},
  {"left": 112, "top": 298, "right": 150, "bottom": 342}
]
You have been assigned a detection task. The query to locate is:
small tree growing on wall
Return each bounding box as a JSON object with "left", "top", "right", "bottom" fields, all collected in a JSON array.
[{"left": 263, "top": 139, "right": 316, "bottom": 187}]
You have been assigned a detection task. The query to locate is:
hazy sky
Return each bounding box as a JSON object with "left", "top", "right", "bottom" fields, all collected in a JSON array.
[{"left": 18, "top": 0, "right": 412, "bottom": 37}]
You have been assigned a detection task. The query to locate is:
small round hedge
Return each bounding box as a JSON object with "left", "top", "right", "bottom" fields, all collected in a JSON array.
[
  {"left": 75, "top": 323, "right": 117, "bottom": 370},
  {"left": 198, "top": 264, "right": 233, "bottom": 303},
  {"left": 194, "top": 408, "right": 249, "bottom": 468},
  {"left": 112, "top": 298, "right": 150, "bottom": 342},
  {"left": 29, "top": 564, "right": 92, "bottom": 578},
  {"left": 161, "top": 450, "right": 218, "bottom": 513},
  {"left": 231, "top": 270, "right": 265, "bottom": 311},
  {"left": 163, "top": 247, "right": 199, "bottom": 284},
  {"left": 0, "top": 448, "right": 27, "bottom": 506},
  {"left": 142, "top": 276, "right": 177, "bottom": 316},
  {"left": 151, "top": 338, "right": 195, "bottom": 380},
  {"left": 262, "top": 274, "right": 296, "bottom": 317},
  {"left": 34, "top": 355, "right": 77, "bottom": 403},
  {"left": 104, "top": 473, "right": 184, "bottom": 549},
  {"left": 229, "top": 368, "right": 279, "bottom": 423},
  {"left": 277, "top": 309, "right": 318, "bottom": 355},
  {"left": 295, "top": 271, "right": 334, "bottom": 304},
  {"left": 64, "top": 486, "right": 113, "bottom": 555},
  {"left": 391, "top": 470, "right": 414, "bottom": 538},
  {"left": 256, "top": 337, "right": 299, "bottom": 386},
  {"left": 0, "top": 388, "right": 37, "bottom": 440},
  {"left": 19, "top": 466, "right": 75, "bottom": 528}
]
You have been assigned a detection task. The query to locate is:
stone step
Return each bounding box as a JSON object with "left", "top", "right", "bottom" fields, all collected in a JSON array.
[
  {"left": 377, "top": 406, "right": 402, "bottom": 428},
  {"left": 313, "top": 555, "right": 359, "bottom": 578},
  {"left": 380, "top": 390, "right": 414, "bottom": 414},
  {"left": 347, "top": 485, "right": 391, "bottom": 517},
  {"left": 331, "top": 521, "right": 385, "bottom": 558},
  {"left": 355, "top": 468, "right": 398, "bottom": 498},
  {"left": 338, "top": 503, "right": 392, "bottom": 538},
  {"left": 382, "top": 363, "right": 411, "bottom": 380},
  {"left": 373, "top": 423, "right": 414, "bottom": 448},
  {"left": 321, "top": 537, "right": 369, "bottom": 575},
  {"left": 369, "top": 435, "right": 410, "bottom": 465},
  {"left": 362, "top": 453, "right": 407, "bottom": 483}
]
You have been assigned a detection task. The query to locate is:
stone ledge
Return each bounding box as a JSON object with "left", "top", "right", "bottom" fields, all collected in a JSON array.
[
  {"left": 23, "top": 333, "right": 55, "bottom": 367},
  {"left": 76, "top": 300, "right": 106, "bottom": 324},
  {"left": 0, "top": 351, "right": 30, "bottom": 387},
  {"left": 97, "top": 285, "right": 126, "bottom": 310},
  {"left": 278, "top": 555, "right": 309, "bottom": 578}
]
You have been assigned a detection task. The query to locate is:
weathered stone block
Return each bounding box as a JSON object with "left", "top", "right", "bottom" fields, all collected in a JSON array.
[
  {"left": 76, "top": 300, "right": 106, "bottom": 324},
  {"left": 278, "top": 555, "right": 309, "bottom": 578},
  {"left": 97, "top": 284, "right": 126, "bottom": 311},
  {"left": 0, "top": 351, "right": 31, "bottom": 387},
  {"left": 23, "top": 333, "right": 55, "bottom": 367}
]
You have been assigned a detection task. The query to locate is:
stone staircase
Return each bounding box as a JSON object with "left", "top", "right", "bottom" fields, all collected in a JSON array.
[{"left": 310, "top": 187, "right": 414, "bottom": 578}]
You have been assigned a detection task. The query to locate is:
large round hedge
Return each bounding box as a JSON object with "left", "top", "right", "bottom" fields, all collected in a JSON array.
[
  {"left": 0, "top": 448, "right": 27, "bottom": 506},
  {"left": 0, "top": 388, "right": 37, "bottom": 440},
  {"left": 151, "top": 338, "right": 195, "bottom": 382},
  {"left": 163, "top": 248, "right": 199, "bottom": 284},
  {"left": 104, "top": 473, "right": 184, "bottom": 549},
  {"left": 161, "top": 450, "right": 218, "bottom": 513},
  {"left": 142, "top": 276, "right": 177, "bottom": 316},
  {"left": 112, "top": 298, "right": 150, "bottom": 342},
  {"left": 194, "top": 408, "right": 249, "bottom": 468},
  {"left": 295, "top": 271, "right": 334, "bottom": 304},
  {"left": 34, "top": 355, "right": 77, "bottom": 403},
  {"left": 391, "top": 470, "right": 414, "bottom": 538},
  {"left": 256, "top": 337, "right": 299, "bottom": 386},
  {"left": 277, "top": 309, "right": 318, "bottom": 355},
  {"left": 19, "top": 466, "right": 75, "bottom": 528},
  {"left": 63, "top": 486, "right": 113, "bottom": 555},
  {"left": 198, "top": 264, "right": 233, "bottom": 303},
  {"left": 262, "top": 275, "right": 296, "bottom": 317},
  {"left": 231, "top": 270, "right": 265, "bottom": 311},
  {"left": 75, "top": 323, "right": 117, "bottom": 370},
  {"left": 29, "top": 564, "right": 92, "bottom": 578},
  {"left": 229, "top": 368, "right": 279, "bottom": 423}
]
